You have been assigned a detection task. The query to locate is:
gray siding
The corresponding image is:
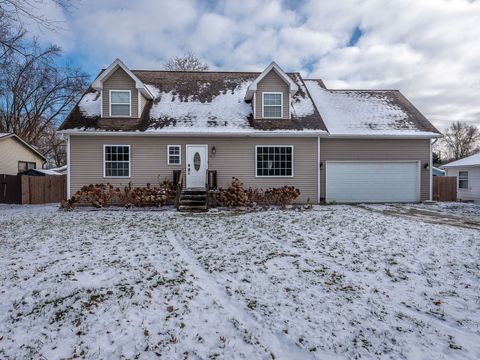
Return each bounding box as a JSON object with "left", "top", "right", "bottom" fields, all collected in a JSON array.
[
  {"left": 69, "top": 136, "right": 318, "bottom": 203},
  {"left": 255, "top": 70, "right": 290, "bottom": 119},
  {"left": 102, "top": 68, "right": 139, "bottom": 118},
  {"left": 320, "top": 139, "right": 431, "bottom": 201}
]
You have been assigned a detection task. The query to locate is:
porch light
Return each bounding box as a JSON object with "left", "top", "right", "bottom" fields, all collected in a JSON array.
[
  {"left": 424, "top": 163, "right": 430, "bottom": 170},
  {"left": 212, "top": 146, "right": 216, "bottom": 155},
  {"left": 319, "top": 162, "right": 323, "bottom": 169}
]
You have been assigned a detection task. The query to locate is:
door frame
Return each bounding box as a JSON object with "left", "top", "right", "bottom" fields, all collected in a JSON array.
[{"left": 185, "top": 144, "right": 208, "bottom": 189}]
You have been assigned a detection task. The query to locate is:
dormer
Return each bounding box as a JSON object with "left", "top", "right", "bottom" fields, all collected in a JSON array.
[
  {"left": 92, "top": 59, "right": 154, "bottom": 118},
  {"left": 245, "top": 61, "right": 298, "bottom": 120}
]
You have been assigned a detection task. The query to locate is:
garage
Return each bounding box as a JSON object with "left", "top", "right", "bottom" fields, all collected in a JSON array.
[{"left": 325, "top": 161, "right": 421, "bottom": 203}]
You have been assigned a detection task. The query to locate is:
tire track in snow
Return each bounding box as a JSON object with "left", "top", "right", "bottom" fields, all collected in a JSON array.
[{"left": 165, "top": 230, "right": 317, "bottom": 360}]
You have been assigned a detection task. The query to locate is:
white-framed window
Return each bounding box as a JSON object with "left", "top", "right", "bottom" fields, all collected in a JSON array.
[
  {"left": 167, "top": 145, "right": 181, "bottom": 165},
  {"left": 256, "top": 145, "right": 293, "bottom": 177},
  {"left": 459, "top": 171, "right": 468, "bottom": 189},
  {"left": 104, "top": 145, "right": 130, "bottom": 178},
  {"left": 109, "top": 90, "right": 131, "bottom": 117},
  {"left": 262, "top": 92, "right": 283, "bottom": 118}
]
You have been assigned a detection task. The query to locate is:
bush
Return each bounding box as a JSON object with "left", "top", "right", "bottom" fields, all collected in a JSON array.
[
  {"left": 61, "top": 180, "right": 175, "bottom": 210},
  {"left": 217, "top": 178, "right": 300, "bottom": 208},
  {"left": 217, "top": 178, "right": 251, "bottom": 207}
]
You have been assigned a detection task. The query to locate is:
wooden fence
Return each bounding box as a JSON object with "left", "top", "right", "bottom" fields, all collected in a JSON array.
[
  {"left": 432, "top": 176, "right": 457, "bottom": 202},
  {"left": 0, "top": 174, "right": 67, "bottom": 204}
]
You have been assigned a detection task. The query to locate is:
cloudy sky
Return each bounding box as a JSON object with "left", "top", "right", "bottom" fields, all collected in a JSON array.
[{"left": 26, "top": 0, "right": 480, "bottom": 130}]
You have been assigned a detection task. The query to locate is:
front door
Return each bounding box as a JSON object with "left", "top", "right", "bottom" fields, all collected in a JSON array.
[{"left": 186, "top": 145, "right": 208, "bottom": 188}]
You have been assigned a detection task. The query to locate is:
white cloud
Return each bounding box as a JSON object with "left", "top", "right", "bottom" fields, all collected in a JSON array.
[{"left": 25, "top": 0, "right": 480, "bottom": 129}]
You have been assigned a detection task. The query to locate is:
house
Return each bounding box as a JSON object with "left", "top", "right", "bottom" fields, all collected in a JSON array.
[
  {"left": 432, "top": 167, "right": 445, "bottom": 177},
  {"left": 442, "top": 153, "right": 480, "bottom": 202},
  {"left": 0, "top": 133, "right": 46, "bottom": 175},
  {"left": 58, "top": 59, "right": 441, "bottom": 204}
]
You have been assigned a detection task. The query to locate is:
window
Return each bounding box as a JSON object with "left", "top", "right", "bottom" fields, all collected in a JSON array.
[
  {"left": 262, "top": 92, "right": 283, "bottom": 118},
  {"left": 104, "top": 145, "right": 130, "bottom": 177},
  {"left": 256, "top": 145, "right": 293, "bottom": 177},
  {"left": 110, "top": 90, "right": 131, "bottom": 117},
  {"left": 459, "top": 171, "right": 468, "bottom": 189},
  {"left": 167, "top": 145, "right": 181, "bottom": 165},
  {"left": 18, "top": 161, "right": 36, "bottom": 172}
]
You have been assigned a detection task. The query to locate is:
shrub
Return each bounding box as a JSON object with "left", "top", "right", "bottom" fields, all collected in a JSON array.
[
  {"left": 263, "top": 186, "right": 301, "bottom": 207},
  {"left": 217, "top": 178, "right": 300, "bottom": 208},
  {"left": 217, "top": 177, "right": 251, "bottom": 207},
  {"left": 61, "top": 180, "right": 175, "bottom": 210}
]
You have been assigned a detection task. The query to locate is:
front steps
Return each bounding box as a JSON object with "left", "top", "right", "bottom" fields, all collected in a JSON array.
[{"left": 178, "top": 189, "right": 208, "bottom": 212}]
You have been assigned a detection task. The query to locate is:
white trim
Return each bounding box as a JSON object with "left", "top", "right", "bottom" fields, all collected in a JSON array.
[
  {"left": 92, "top": 58, "right": 154, "bottom": 99},
  {"left": 317, "top": 136, "right": 320, "bottom": 204},
  {"left": 262, "top": 92, "right": 283, "bottom": 119},
  {"left": 429, "top": 139, "right": 432, "bottom": 201},
  {"left": 137, "top": 89, "right": 141, "bottom": 118},
  {"left": 109, "top": 90, "right": 131, "bottom": 117},
  {"left": 255, "top": 145, "right": 294, "bottom": 178},
  {"left": 325, "top": 160, "right": 421, "bottom": 203},
  {"left": 245, "top": 61, "right": 298, "bottom": 100},
  {"left": 185, "top": 144, "right": 208, "bottom": 188},
  {"left": 103, "top": 144, "right": 131, "bottom": 178},
  {"left": 253, "top": 92, "right": 256, "bottom": 119},
  {"left": 67, "top": 135, "right": 71, "bottom": 198},
  {"left": 58, "top": 130, "right": 327, "bottom": 137},
  {"left": 167, "top": 144, "right": 182, "bottom": 165}
]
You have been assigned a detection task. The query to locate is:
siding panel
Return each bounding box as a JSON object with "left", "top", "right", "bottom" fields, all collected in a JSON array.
[
  {"left": 0, "top": 138, "right": 44, "bottom": 175},
  {"left": 70, "top": 136, "right": 318, "bottom": 203},
  {"left": 255, "top": 70, "right": 290, "bottom": 119},
  {"left": 102, "top": 68, "right": 138, "bottom": 118},
  {"left": 321, "top": 139, "right": 431, "bottom": 201}
]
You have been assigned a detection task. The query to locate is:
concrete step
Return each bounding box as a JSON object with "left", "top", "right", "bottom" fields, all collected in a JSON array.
[
  {"left": 180, "top": 194, "right": 207, "bottom": 201},
  {"left": 179, "top": 199, "right": 206, "bottom": 206},
  {"left": 178, "top": 205, "right": 207, "bottom": 212}
]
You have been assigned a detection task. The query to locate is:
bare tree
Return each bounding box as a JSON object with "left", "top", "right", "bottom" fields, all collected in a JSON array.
[
  {"left": 0, "top": 0, "right": 71, "bottom": 31},
  {"left": 442, "top": 121, "right": 480, "bottom": 161},
  {"left": 164, "top": 52, "right": 209, "bottom": 71},
  {"left": 0, "top": 40, "right": 88, "bottom": 164}
]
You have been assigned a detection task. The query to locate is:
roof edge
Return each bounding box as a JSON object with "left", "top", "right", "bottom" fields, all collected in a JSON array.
[{"left": 0, "top": 133, "right": 47, "bottom": 161}]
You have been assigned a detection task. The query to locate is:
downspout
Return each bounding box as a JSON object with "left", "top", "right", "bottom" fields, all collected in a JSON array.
[
  {"left": 67, "top": 134, "right": 71, "bottom": 199},
  {"left": 429, "top": 138, "right": 438, "bottom": 201},
  {"left": 317, "top": 136, "right": 321, "bottom": 204}
]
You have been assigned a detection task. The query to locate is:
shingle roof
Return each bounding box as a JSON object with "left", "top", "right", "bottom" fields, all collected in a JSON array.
[
  {"left": 59, "top": 70, "right": 327, "bottom": 133},
  {"left": 304, "top": 80, "right": 441, "bottom": 136},
  {"left": 59, "top": 68, "right": 440, "bottom": 137}
]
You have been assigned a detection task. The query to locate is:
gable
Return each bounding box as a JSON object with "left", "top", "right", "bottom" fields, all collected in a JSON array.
[
  {"left": 254, "top": 69, "right": 290, "bottom": 120},
  {"left": 101, "top": 67, "right": 139, "bottom": 118}
]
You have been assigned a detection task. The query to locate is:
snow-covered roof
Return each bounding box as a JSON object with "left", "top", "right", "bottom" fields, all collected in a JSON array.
[
  {"left": 442, "top": 153, "right": 480, "bottom": 168},
  {"left": 35, "top": 169, "right": 63, "bottom": 176},
  {"left": 305, "top": 80, "right": 440, "bottom": 137},
  {"left": 59, "top": 70, "right": 326, "bottom": 133}
]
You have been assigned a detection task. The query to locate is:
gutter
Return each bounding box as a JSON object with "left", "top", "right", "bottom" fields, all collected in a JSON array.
[{"left": 57, "top": 130, "right": 442, "bottom": 140}]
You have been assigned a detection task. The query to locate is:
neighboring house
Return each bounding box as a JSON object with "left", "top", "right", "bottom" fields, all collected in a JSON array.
[
  {"left": 442, "top": 153, "right": 480, "bottom": 202},
  {"left": 0, "top": 133, "right": 46, "bottom": 175},
  {"left": 58, "top": 59, "right": 441, "bottom": 203},
  {"left": 432, "top": 167, "right": 445, "bottom": 176}
]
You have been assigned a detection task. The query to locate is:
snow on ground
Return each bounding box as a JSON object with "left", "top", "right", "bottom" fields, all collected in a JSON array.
[{"left": 0, "top": 204, "right": 479, "bottom": 359}]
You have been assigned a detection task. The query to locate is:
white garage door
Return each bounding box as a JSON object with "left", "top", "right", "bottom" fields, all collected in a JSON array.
[{"left": 326, "top": 161, "right": 420, "bottom": 203}]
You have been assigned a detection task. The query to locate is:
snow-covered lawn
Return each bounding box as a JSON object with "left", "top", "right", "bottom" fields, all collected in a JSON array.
[{"left": 0, "top": 204, "right": 479, "bottom": 359}]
